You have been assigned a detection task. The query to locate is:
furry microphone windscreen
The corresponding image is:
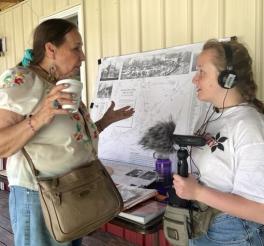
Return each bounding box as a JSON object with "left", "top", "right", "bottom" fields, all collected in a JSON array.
[{"left": 139, "top": 120, "right": 176, "bottom": 154}]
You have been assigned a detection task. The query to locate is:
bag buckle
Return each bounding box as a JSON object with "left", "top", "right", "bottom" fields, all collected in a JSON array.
[{"left": 53, "top": 192, "right": 62, "bottom": 205}]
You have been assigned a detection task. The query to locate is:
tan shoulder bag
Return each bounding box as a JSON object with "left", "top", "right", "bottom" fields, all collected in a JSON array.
[{"left": 22, "top": 108, "right": 123, "bottom": 242}]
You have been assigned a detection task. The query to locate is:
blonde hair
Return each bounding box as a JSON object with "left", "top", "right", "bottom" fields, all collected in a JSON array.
[{"left": 203, "top": 39, "right": 264, "bottom": 114}]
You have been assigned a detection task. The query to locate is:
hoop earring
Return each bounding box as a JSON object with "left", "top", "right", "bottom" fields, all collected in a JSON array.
[{"left": 48, "top": 64, "right": 57, "bottom": 83}]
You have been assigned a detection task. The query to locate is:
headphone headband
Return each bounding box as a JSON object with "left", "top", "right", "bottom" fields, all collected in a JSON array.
[{"left": 222, "top": 43, "right": 233, "bottom": 70}]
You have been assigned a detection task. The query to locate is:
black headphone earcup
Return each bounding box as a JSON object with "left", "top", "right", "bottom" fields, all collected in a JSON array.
[
  {"left": 218, "top": 70, "right": 237, "bottom": 89},
  {"left": 218, "top": 70, "right": 227, "bottom": 88}
]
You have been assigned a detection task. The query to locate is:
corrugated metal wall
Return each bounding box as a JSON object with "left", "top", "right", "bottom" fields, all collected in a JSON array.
[{"left": 0, "top": 0, "right": 263, "bottom": 104}]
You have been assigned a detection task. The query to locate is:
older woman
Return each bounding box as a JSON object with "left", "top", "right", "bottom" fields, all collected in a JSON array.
[{"left": 0, "top": 18, "right": 134, "bottom": 246}]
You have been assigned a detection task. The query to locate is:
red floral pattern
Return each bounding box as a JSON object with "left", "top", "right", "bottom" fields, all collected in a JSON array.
[
  {"left": 70, "top": 108, "right": 98, "bottom": 145},
  {"left": 1, "top": 70, "right": 26, "bottom": 88}
]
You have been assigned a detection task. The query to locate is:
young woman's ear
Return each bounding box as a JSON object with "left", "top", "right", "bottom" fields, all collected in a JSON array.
[{"left": 44, "top": 42, "right": 56, "bottom": 59}]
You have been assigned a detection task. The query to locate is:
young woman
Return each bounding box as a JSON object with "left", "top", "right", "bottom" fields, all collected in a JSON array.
[
  {"left": 173, "top": 39, "right": 264, "bottom": 245},
  {"left": 0, "top": 19, "right": 134, "bottom": 246}
]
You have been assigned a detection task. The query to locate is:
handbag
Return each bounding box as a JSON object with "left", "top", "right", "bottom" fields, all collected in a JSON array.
[
  {"left": 163, "top": 202, "right": 220, "bottom": 246},
  {"left": 21, "top": 107, "right": 123, "bottom": 242},
  {"left": 22, "top": 149, "right": 123, "bottom": 242}
]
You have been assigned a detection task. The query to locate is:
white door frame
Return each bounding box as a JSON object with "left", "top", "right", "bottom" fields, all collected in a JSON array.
[{"left": 40, "top": 5, "right": 87, "bottom": 105}]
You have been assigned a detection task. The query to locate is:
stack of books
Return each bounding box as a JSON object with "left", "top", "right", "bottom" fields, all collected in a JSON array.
[
  {"left": 116, "top": 184, "right": 157, "bottom": 210},
  {"left": 118, "top": 199, "right": 166, "bottom": 224},
  {"left": 103, "top": 160, "right": 166, "bottom": 225}
]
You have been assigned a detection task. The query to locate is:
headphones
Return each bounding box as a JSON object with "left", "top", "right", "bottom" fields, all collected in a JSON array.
[{"left": 218, "top": 43, "right": 237, "bottom": 89}]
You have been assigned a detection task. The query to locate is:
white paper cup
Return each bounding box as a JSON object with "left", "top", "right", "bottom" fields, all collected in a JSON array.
[{"left": 56, "top": 79, "right": 83, "bottom": 113}]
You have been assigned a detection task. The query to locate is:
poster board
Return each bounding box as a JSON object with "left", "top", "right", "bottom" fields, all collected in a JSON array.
[{"left": 91, "top": 41, "right": 209, "bottom": 167}]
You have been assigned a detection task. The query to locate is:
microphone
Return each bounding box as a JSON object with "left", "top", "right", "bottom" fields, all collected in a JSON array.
[
  {"left": 139, "top": 120, "right": 206, "bottom": 208},
  {"left": 139, "top": 120, "right": 176, "bottom": 154},
  {"left": 139, "top": 120, "right": 206, "bottom": 154}
]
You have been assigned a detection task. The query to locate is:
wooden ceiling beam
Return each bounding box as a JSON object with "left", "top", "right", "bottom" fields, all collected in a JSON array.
[
  {"left": 0, "top": 0, "right": 23, "bottom": 12},
  {"left": 0, "top": 0, "right": 22, "bottom": 3}
]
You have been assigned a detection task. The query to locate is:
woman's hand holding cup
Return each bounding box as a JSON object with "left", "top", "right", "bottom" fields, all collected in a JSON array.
[
  {"left": 29, "top": 80, "right": 82, "bottom": 130},
  {"left": 55, "top": 79, "right": 83, "bottom": 113}
]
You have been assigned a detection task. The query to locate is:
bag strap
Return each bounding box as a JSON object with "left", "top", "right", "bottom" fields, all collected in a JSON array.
[
  {"left": 21, "top": 147, "right": 40, "bottom": 177},
  {"left": 79, "top": 102, "right": 98, "bottom": 157},
  {"left": 79, "top": 102, "right": 91, "bottom": 137}
]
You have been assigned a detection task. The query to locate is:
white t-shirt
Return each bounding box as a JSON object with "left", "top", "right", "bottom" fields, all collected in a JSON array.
[
  {"left": 0, "top": 66, "right": 99, "bottom": 190},
  {"left": 191, "top": 105, "right": 264, "bottom": 203}
]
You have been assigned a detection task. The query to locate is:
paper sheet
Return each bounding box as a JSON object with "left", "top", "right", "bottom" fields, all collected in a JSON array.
[{"left": 91, "top": 42, "right": 209, "bottom": 167}]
